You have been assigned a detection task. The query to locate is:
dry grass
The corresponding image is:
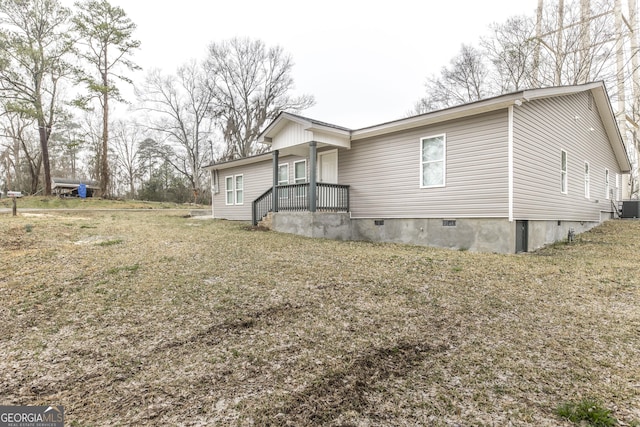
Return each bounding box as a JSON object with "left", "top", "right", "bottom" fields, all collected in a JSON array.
[
  {"left": 0, "top": 211, "right": 639, "bottom": 426},
  {"left": 0, "top": 195, "right": 202, "bottom": 210}
]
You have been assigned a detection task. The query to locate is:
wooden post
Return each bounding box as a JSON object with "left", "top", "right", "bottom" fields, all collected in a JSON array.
[{"left": 12, "top": 197, "right": 16, "bottom": 216}]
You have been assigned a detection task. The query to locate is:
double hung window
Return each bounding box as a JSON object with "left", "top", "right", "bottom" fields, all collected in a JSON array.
[{"left": 421, "top": 134, "right": 446, "bottom": 188}]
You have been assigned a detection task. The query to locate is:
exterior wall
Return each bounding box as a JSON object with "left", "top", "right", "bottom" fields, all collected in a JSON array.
[
  {"left": 527, "top": 219, "right": 600, "bottom": 251},
  {"left": 212, "top": 154, "right": 306, "bottom": 221},
  {"left": 351, "top": 217, "right": 513, "bottom": 252},
  {"left": 341, "top": 110, "right": 510, "bottom": 218},
  {"left": 272, "top": 212, "right": 352, "bottom": 240},
  {"left": 512, "top": 92, "right": 623, "bottom": 221},
  {"left": 272, "top": 212, "right": 604, "bottom": 254},
  {"left": 272, "top": 212, "right": 514, "bottom": 253}
]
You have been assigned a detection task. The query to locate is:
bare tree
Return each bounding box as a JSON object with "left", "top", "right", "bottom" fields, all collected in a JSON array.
[
  {"left": 72, "top": 0, "right": 140, "bottom": 197},
  {"left": 414, "top": 44, "right": 493, "bottom": 113},
  {"left": 0, "top": 0, "right": 73, "bottom": 195},
  {"left": 205, "top": 38, "right": 315, "bottom": 159},
  {"left": 111, "top": 119, "right": 142, "bottom": 197},
  {"left": 482, "top": 16, "right": 539, "bottom": 93},
  {"left": 0, "top": 102, "right": 43, "bottom": 194},
  {"left": 136, "top": 62, "right": 214, "bottom": 203}
]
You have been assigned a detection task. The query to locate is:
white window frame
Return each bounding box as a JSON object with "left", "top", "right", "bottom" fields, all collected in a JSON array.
[
  {"left": 605, "top": 168, "right": 610, "bottom": 200},
  {"left": 278, "top": 164, "right": 289, "bottom": 186},
  {"left": 225, "top": 176, "right": 234, "bottom": 205},
  {"left": 420, "top": 133, "right": 446, "bottom": 188},
  {"left": 225, "top": 174, "right": 243, "bottom": 205},
  {"left": 278, "top": 164, "right": 289, "bottom": 200},
  {"left": 584, "top": 161, "right": 590, "bottom": 199},
  {"left": 561, "top": 150, "right": 568, "bottom": 194},
  {"left": 294, "top": 160, "right": 307, "bottom": 184},
  {"left": 235, "top": 174, "right": 244, "bottom": 205}
]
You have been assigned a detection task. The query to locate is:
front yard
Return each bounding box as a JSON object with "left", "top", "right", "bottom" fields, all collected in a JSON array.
[{"left": 1, "top": 211, "right": 639, "bottom": 426}]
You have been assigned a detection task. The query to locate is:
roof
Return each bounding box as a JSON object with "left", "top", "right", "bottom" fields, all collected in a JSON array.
[
  {"left": 204, "top": 82, "right": 631, "bottom": 173},
  {"left": 203, "top": 152, "right": 271, "bottom": 171}
]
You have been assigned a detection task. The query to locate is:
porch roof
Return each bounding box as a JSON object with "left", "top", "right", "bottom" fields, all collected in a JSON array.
[{"left": 257, "top": 112, "right": 351, "bottom": 152}]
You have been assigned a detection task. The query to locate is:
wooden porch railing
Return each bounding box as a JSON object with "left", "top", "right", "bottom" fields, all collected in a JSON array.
[{"left": 252, "top": 183, "right": 350, "bottom": 225}]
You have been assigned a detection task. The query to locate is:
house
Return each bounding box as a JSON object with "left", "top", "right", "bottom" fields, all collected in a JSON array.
[{"left": 204, "top": 81, "right": 631, "bottom": 253}]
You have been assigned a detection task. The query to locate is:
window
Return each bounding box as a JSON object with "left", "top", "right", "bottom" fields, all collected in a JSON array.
[
  {"left": 584, "top": 162, "right": 590, "bottom": 199},
  {"left": 278, "top": 164, "right": 289, "bottom": 186},
  {"left": 294, "top": 160, "right": 307, "bottom": 199},
  {"left": 226, "top": 174, "right": 243, "bottom": 205},
  {"left": 561, "top": 150, "right": 568, "bottom": 194},
  {"left": 605, "top": 168, "right": 610, "bottom": 200},
  {"left": 421, "top": 134, "right": 446, "bottom": 187},
  {"left": 225, "top": 176, "right": 234, "bottom": 205},
  {"left": 235, "top": 175, "right": 243, "bottom": 204},
  {"left": 278, "top": 164, "right": 289, "bottom": 199},
  {"left": 294, "top": 160, "right": 307, "bottom": 184}
]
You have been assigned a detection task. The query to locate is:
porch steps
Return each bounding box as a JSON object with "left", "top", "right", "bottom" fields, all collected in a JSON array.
[{"left": 258, "top": 212, "right": 274, "bottom": 229}]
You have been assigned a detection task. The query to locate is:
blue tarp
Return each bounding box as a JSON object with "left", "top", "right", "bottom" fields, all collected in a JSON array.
[{"left": 78, "top": 183, "right": 87, "bottom": 198}]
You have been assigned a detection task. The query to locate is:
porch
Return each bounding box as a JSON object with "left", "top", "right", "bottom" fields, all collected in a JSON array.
[{"left": 252, "top": 182, "right": 350, "bottom": 225}]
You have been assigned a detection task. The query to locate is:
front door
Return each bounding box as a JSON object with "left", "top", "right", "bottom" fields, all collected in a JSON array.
[
  {"left": 318, "top": 150, "right": 338, "bottom": 183},
  {"left": 516, "top": 220, "right": 528, "bottom": 253}
]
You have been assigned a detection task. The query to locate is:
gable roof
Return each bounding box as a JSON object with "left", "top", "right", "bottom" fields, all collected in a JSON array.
[
  {"left": 257, "top": 112, "right": 351, "bottom": 145},
  {"left": 206, "top": 81, "right": 630, "bottom": 172}
]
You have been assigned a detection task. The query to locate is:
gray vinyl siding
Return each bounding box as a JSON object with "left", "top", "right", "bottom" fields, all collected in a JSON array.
[
  {"left": 213, "top": 155, "right": 306, "bottom": 221},
  {"left": 512, "top": 92, "right": 622, "bottom": 221},
  {"left": 341, "top": 110, "right": 509, "bottom": 218}
]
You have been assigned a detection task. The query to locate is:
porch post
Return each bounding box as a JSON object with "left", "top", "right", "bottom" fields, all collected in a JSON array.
[
  {"left": 272, "top": 149, "right": 279, "bottom": 212},
  {"left": 309, "top": 141, "right": 317, "bottom": 212}
]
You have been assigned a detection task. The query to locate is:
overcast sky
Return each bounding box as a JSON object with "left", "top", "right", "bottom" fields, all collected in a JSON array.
[{"left": 106, "top": 0, "right": 539, "bottom": 129}]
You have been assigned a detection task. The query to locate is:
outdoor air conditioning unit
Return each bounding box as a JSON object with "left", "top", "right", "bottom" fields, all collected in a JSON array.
[{"left": 621, "top": 200, "right": 640, "bottom": 218}]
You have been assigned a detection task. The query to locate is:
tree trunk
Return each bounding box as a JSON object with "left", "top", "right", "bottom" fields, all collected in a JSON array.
[
  {"left": 38, "top": 118, "right": 52, "bottom": 195},
  {"left": 100, "top": 67, "right": 110, "bottom": 198}
]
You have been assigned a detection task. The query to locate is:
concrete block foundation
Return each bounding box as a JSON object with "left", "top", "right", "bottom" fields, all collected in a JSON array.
[{"left": 271, "top": 212, "right": 604, "bottom": 254}]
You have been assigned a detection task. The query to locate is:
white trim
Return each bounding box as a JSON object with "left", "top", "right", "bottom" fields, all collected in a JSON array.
[
  {"left": 508, "top": 106, "right": 514, "bottom": 222},
  {"left": 561, "top": 150, "right": 568, "bottom": 194},
  {"left": 420, "top": 133, "right": 446, "bottom": 188}
]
